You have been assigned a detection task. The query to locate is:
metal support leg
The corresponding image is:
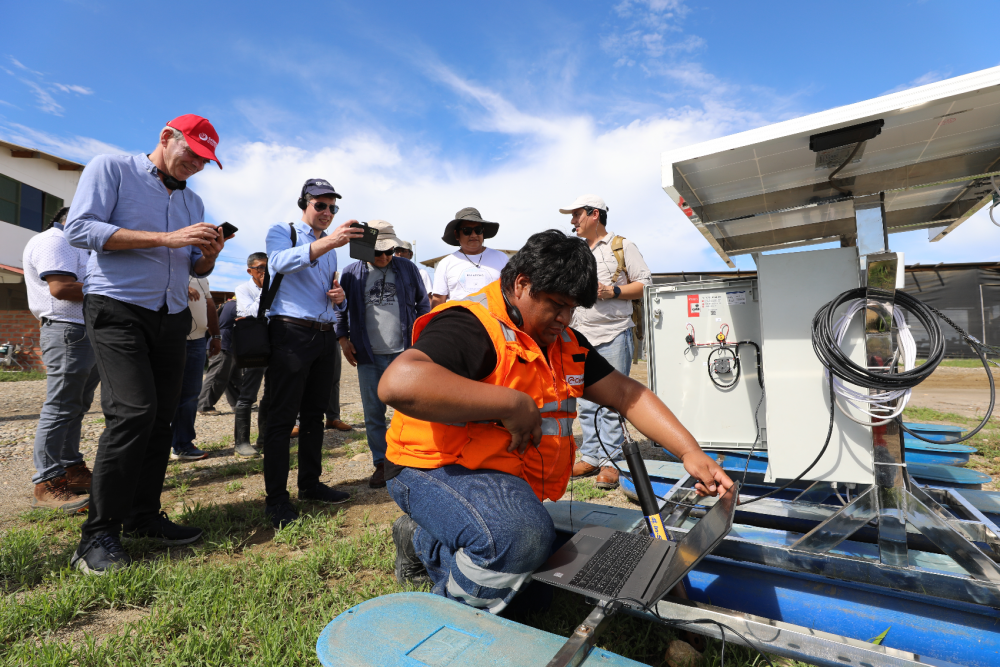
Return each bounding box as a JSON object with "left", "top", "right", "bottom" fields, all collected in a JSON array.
[
  {"left": 545, "top": 601, "right": 619, "bottom": 667},
  {"left": 790, "top": 487, "right": 877, "bottom": 553}
]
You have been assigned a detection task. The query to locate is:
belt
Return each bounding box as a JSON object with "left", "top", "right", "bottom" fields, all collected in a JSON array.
[{"left": 272, "top": 315, "right": 335, "bottom": 332}]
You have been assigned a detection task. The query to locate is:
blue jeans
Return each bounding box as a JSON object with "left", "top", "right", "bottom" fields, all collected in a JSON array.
[
  {"left": 577, "top": 328, "right": 634, "bottom": 467},
  {"left": 170, "top": 337, "right": 208, "bottom": 452},
  {"left": 32, "top": 320, "right": 101, "bottom": 484},
  {"left": 356, "top": 352, "right": 400, "bottom": 465},
  {"left": 387, "top": 465, "right": 555, "bottom": 613}
]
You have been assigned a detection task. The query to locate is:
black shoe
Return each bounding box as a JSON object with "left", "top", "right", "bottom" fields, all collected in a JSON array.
[
  {"left": 71, "top": 533, "right": 132, "bottom": 575},
  {"left": 393, "top": 515, "right": 430, "bottom": 585},
  {"left": 124, "top": 511, "right": 203, "bottom": 546},
  {"left": 299, "top": 482, "right": 350, "bottom": 504},
  {"left": 265, "top": 501, "right": 299, "bottom": 529}
]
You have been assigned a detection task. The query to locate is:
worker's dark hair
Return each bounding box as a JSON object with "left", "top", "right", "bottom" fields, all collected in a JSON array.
[
  {"left": 51, "top": 206, "right": 70, "bottom": 226},
  {"left": 583, "top": 206, "right": 607, "bottom": 226},
  {"left": 246, "top": 252, "right": 267, "bottom": 267},
  {"left": 501, "top": 229, "right": 597, "bottom": 309}
]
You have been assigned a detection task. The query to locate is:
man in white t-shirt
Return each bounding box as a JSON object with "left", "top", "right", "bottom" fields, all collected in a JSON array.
[
  {"left": 169, "top": 276, "right": 220, "bottom": 461},
  {"left": 23, "top": 207, "right": 99, "bottom": 513},
  {"left": 430, "top": 207, "right": 508, "bottom": 307}
]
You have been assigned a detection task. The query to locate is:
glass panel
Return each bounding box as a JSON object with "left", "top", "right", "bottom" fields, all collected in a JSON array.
[
  {"left": 0, "top": 199, "right": 16, "bottom": 225},
  {"left": 0, "top": 174, "right": 18, "bottom": 209},
  {"left": 43, "top": 193, "right": 64, "bottom": 231},
  {"left": 19, "top": 184, "right": 44, "bottom": 232}
]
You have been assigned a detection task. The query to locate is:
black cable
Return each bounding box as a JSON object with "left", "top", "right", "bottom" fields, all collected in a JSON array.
[
  {"left": 813, "top": 287, "right": 996, "bottom": 444},
  {"left": 738, "top": 371, "right": 835, "bottom": 506},
  {"left": 707, "top": 346, "right": 740, "bottom": 389}
]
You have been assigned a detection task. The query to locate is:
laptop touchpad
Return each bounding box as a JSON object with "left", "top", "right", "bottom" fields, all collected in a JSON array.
[{"left": 574, "top": 535, "right": 603, "bottom": 556}]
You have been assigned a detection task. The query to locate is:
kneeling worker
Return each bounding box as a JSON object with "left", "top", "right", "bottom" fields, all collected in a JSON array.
[{"left": 378, "top": 229, "right": 733, "bottom": 613}]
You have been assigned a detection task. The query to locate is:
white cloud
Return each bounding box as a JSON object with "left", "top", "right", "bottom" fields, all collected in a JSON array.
[
  {"left": 0, "top": 123, "right": 125, "bottom": 162},
  {"left": 52, "top": 83, "right": 94, "bottom": 95},
  {"left": 193, "top": 70, "right": 757, "bottom": 291},
  {"left": 880, "top": 70, "right": 949, "bottom": 96},
  {"left": 4, "top": 56, "right": 94, "bottom": 115}
]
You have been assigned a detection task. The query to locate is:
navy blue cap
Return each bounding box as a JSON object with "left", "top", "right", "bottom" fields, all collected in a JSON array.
[{"left": 301, "top": 178, "right": 342, "bottom": 199}]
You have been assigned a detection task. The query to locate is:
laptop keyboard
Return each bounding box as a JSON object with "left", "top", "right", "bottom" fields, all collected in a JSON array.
[{"left": 568, "top": 531, "right": 652, "bottom": 598}]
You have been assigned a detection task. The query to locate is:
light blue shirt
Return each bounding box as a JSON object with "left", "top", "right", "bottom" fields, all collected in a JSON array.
[
  {"left": 65, "top": 153, "right": 209, "bottom": 314},
  {"left": 266, "top": 220, "right": 344, "bottom": 323}
]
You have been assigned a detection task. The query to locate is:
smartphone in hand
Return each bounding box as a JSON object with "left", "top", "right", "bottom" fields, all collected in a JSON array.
[
  {"left": 219, "top": 222, "right": 238, "bottom": 239},
  {"left": 349, "top": 222, "right": 379, "bottom": 262}
]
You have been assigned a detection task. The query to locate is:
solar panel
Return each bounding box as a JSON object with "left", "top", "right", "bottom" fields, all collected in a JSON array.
[{"left": 662, "top": 66, "right": 1000, "bottom": 267}]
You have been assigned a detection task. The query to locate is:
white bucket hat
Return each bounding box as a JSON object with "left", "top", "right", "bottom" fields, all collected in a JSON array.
[{"left": 366, "top": 219, "right": 402, "bottom": 251}]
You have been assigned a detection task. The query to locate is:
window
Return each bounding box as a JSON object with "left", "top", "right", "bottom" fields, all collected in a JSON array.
[{"left": 0, "top": 173, "right": 64, "bottom": 231}]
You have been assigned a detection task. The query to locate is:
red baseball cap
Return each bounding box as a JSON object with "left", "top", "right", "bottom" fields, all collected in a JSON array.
[{"left": 166, "top": 114, "right": 222, "bottom": 169}]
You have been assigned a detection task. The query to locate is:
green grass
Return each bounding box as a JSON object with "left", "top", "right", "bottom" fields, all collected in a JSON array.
[
  {"left": 1, "top": 443, "right": 791, "bottom": 666},
  {"left": 0, "top": 370, "right": 47, "bottom": 382},
  {"left": 565, "top": 478, "right": 609, "bottom": 501}
]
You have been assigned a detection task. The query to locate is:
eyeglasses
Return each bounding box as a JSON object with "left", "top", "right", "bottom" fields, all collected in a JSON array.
[
  {"left": 373, "top": 249, "right": 393, "bottom": 257},
  {"left": 249, "top": 265, "right": 267, "bottom": 272},
  {"left": 459, "top": 225, "right": 484, "bottom": 236},
  {"left": 311, "top": 201, "right": 340, "bottom": 214}
]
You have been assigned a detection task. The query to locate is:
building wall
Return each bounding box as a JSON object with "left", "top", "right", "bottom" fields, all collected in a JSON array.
[{"left": 0, "top": 309, "right": 43, "bottom": 372}]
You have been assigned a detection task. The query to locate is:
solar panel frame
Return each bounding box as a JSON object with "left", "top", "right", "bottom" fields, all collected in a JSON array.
[{"left": 663, "top": 66, "right": 1000, "bottom": 267}]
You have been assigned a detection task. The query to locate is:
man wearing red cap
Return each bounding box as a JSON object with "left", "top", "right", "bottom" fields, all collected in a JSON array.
[{"left": 65, "top": 115, "right": 228, "bottom": 574}]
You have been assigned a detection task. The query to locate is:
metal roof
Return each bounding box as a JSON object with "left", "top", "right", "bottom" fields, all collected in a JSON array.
[{"left": 0, "top": 139, "right": 85, "bottom": 171}]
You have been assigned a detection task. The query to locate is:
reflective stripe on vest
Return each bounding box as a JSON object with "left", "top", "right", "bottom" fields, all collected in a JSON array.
[
  {"left": 540, "top": 417, "right": 574, "bottom": 436},
  {"left": 540, "top": 398, "right": 577, "bottom": 414}
]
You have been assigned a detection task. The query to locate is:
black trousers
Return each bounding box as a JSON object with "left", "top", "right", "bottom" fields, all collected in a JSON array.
[
  {"left": 261, "top": 319, "right": 338, "bottom": 505},
  {"left": 81, "top": 295, "right": 190, "bottom": 540},
  {"left": 236, "top": 366, "right": 265, "bottom": 410},
  {"left": 198, "top": 350, "right": 240, "bottom": 411}
]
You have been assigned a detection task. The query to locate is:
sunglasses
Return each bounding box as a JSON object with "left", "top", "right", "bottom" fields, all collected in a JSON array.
[
  {"left": 373, "top": 249, "right": 394, "bottom": 257},
  {"left": 459, "top": 225, "right": 484, "bottom": 236},
  {"left": 249, "top": 265, "right": 267, "bottom": 272},
  {"left": 311, "top": 202, "right": 340, "bottom": 214}
]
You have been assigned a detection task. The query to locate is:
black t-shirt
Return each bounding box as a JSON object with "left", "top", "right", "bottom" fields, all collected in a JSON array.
[{"left": 384, "top": 308, "right": 615, "bottom": 480}]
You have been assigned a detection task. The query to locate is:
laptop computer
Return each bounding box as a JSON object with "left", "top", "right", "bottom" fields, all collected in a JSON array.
[{"left": 533, "top": 481, "right": 739, "bottom": 609}]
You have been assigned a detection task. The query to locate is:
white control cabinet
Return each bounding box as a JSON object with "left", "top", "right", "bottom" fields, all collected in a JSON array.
[{"left": 645, "top": 278, "right": 765, "bottom": 451}]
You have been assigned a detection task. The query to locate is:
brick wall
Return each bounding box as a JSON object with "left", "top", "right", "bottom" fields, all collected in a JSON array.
[{"left": 0, "top": 310, "right": 43, "bottom": 371}]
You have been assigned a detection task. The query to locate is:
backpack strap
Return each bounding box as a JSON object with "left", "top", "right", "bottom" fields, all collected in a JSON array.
[
  {"left": 610, "top": 235, "right": 628, "bottom": 284},
  {"left": 257, "top": 223, "right": 297, "bottom": 318}
]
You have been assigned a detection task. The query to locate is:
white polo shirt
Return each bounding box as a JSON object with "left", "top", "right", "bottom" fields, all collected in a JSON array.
[{"left": 22, "top": 224, "right": 90, "bottom": 325}]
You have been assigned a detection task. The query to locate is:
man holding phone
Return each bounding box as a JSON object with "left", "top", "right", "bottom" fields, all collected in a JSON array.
[
  {"left": 65, "top": 114, "right": 227, "bottom": 574},
  {"left": 259, "top": 178, "right": 363, "bottom": 528}
]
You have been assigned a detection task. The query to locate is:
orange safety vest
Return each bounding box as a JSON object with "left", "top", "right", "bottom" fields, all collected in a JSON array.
[{"left": 385, "top": 280, "right": 589, "bottom": 501}]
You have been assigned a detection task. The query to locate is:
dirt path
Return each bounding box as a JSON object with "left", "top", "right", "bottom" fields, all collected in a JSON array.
[{"left": 2, "top": 359, "right": 995, "bottom": 532}]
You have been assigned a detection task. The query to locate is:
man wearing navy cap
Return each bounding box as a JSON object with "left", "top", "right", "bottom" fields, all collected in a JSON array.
[
  {"left": 65, "top": 115, "right": 227, "bottom": 574},
  {"left": 259, "top": 179, "right": 363, "bottom": 528}
]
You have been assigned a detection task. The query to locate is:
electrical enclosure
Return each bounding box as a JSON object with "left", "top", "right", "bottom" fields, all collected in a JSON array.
[{"left": 645, "top": 278, "right": 765, "bottom": 451}]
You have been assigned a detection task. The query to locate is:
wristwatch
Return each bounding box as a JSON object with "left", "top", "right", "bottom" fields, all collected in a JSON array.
[
  {"left": 211, "top": 335, "right": 222, "bottom": 340},
  {"left": 612, "top": 285, "right": 621, "bottom": 299}
]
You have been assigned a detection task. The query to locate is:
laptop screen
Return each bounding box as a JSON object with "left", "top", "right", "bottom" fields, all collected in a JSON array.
[{"left": 647, "top": 481, "right": 739, "bottom": 604}]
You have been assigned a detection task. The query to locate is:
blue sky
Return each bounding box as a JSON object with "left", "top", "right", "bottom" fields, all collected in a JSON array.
[{"left": 2, "top": 0, "right": 997, "bottom": 290}]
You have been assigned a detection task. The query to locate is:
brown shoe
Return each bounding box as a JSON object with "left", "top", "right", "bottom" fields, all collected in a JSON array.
[
  {"left": 33, "top": 476, "right": 89, "bottom": 513},
  {"left": 64, "top": 462, "right": 93, "bottom": 494},
  {"left": 571, "top": 460, "right": 599, "bottom": 479},
  {"left": 369, "top": 461, "right": 387, "bottom": 489},
  {"left": 595, "top": 466, "right": 620, "bottom": 490},
  {"left": 326, "top": 419, "right": 352, "bottom": 431},
  {"left": 290, "top": 426, "right": 300, "bottom": 438}
]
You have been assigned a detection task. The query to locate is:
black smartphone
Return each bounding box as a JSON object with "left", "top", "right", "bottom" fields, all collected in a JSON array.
[
  {"left": 349, "top": 222, "right": 379, "bottom": 262},
  {"left": 219, "top": 222, "right": 238, "bottom": 238}
]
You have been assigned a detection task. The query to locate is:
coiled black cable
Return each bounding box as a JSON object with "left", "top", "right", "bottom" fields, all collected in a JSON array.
[{"left": 812, "top": 287, "right": 996, "bottom": 445}]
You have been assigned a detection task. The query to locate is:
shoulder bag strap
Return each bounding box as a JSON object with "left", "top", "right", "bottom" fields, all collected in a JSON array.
[
  {"left": 256, "top": 223, "right": 297, "bottom": 318},
  {"left": 610, "top": 235, "right": 628, "bottom": 284}
]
